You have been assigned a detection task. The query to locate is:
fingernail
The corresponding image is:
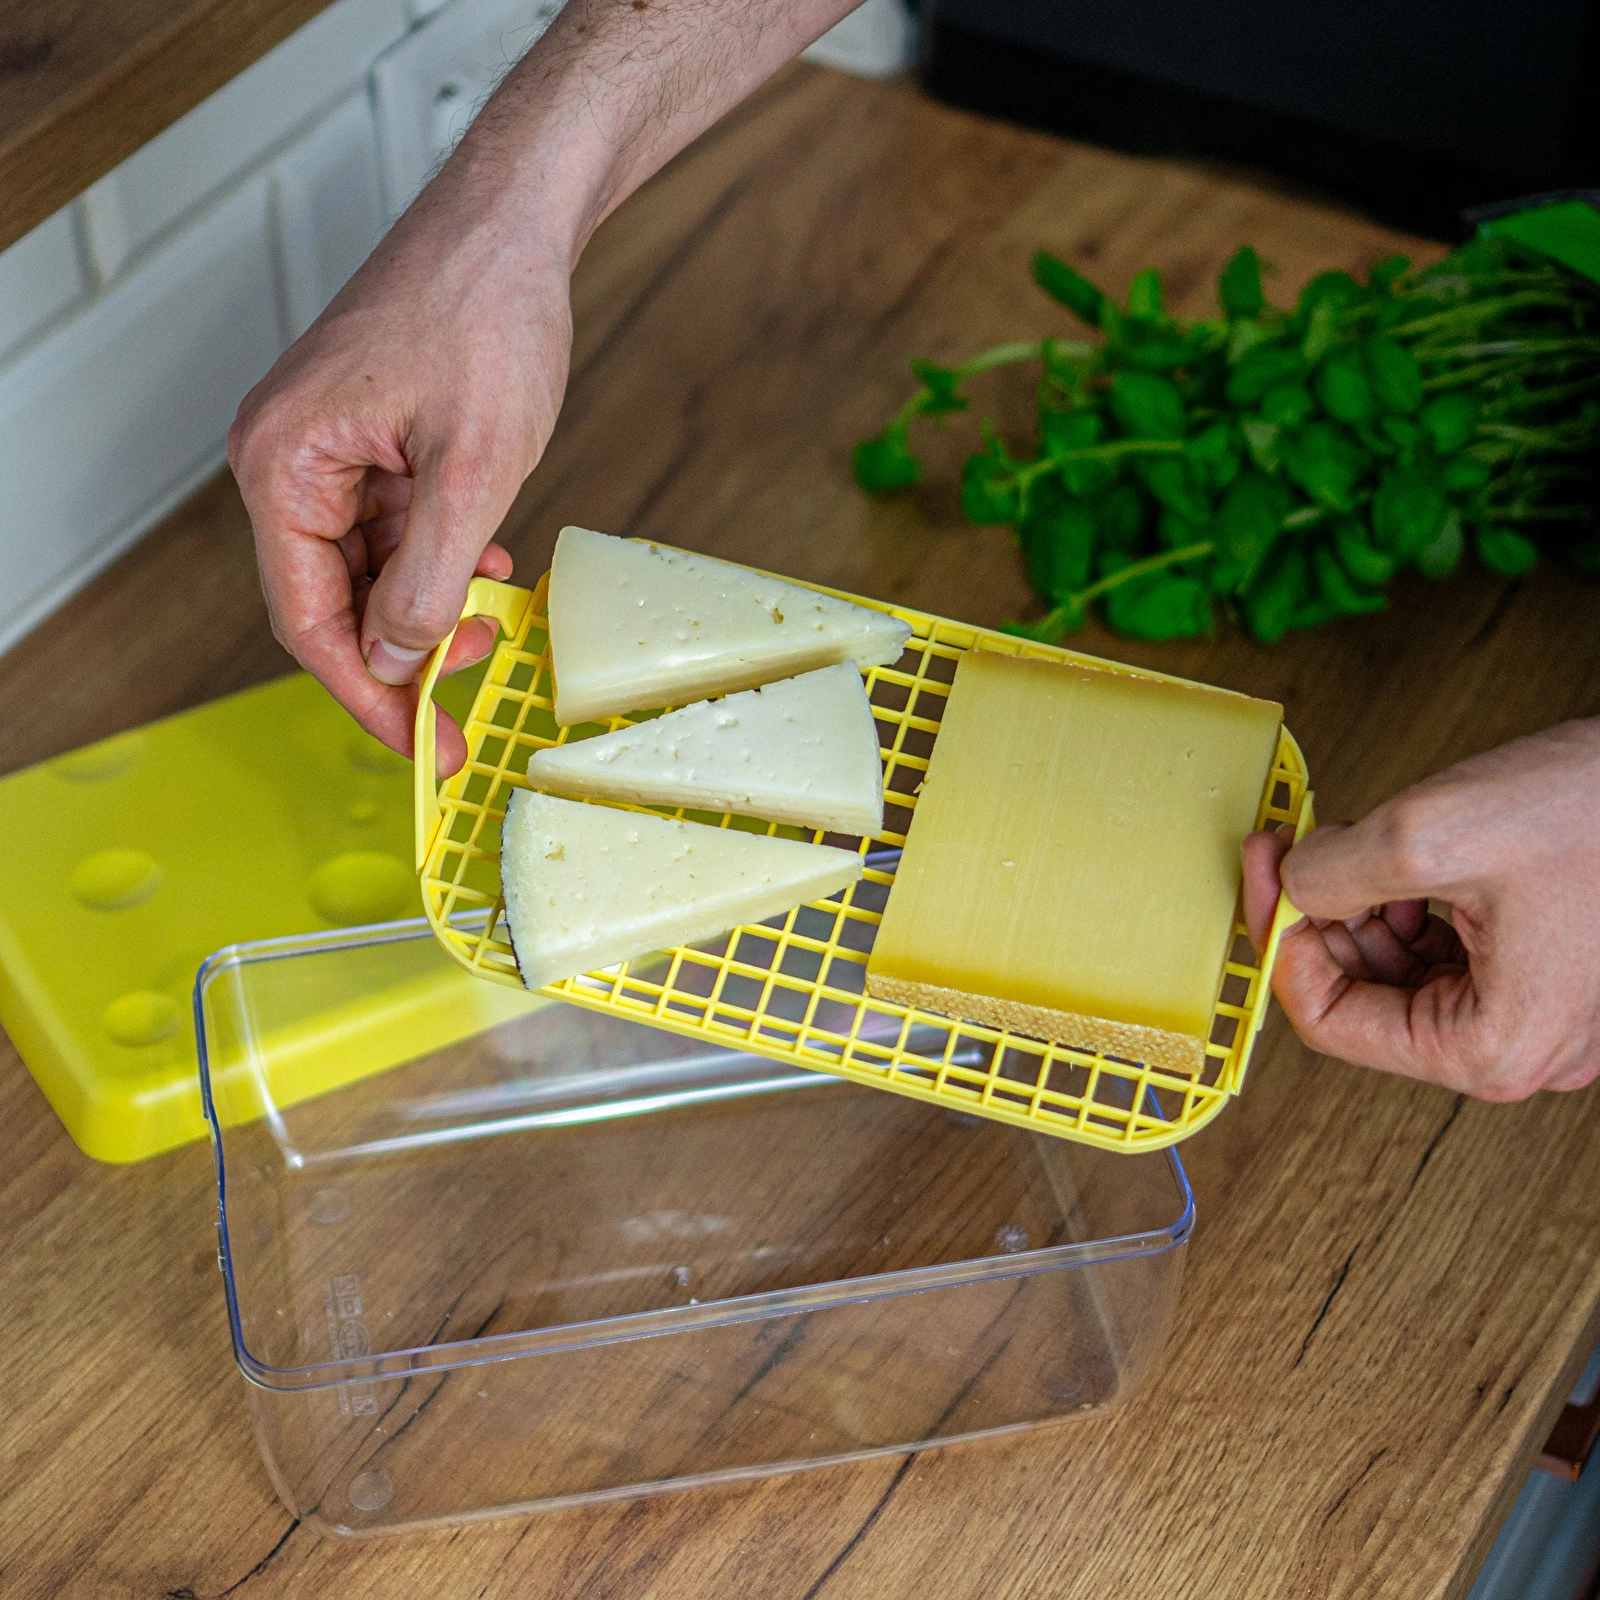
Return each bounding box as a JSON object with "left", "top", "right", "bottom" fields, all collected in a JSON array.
[{"left": 366, "top": 639, "right": 429, "bottom": 686}]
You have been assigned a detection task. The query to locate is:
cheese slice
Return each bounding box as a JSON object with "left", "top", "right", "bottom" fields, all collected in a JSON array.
[
  {"left": 546, "top": 526, "right": 913, "bottom": 725},
  {"left": 526, "top": 664, "right": 885, "bottom": 836},
  {"left": 501, "top": 790, "right": 863, "bottom": 989},
  {"left": 865, "top": 651, "right": 1282, "bottom": 1071}
]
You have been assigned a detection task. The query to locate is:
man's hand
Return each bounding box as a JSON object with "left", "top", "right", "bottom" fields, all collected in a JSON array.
[
  {"left": 229, "top": 0, "right": 860, "bottom": 775},
  {"left": 229, "top": 188, "right": 569, "bottom": 774},
  {"left": 1242, "top": 718, "right": 1600, "bottom": 1101}
]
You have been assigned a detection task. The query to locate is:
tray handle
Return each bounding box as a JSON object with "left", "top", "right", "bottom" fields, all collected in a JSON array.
[
  {"left": 413, "top": 578, "right": 536, "bottom": 871},
  {"left": 1255, "top": 786, "right": 1318, "bottom": 1034}
]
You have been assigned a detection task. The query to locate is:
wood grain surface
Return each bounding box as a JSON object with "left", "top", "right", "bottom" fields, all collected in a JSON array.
[
  {"left": 4, "top": 64, "right": 1600, "bottom": 1600},
  {"left": 0, "top": 0, "right": 330, "bottom": 253}
]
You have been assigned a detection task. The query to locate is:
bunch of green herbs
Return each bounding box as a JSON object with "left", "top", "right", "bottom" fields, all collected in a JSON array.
[{"left": 853, "top": 239, "right": 1600, "bottom": 642}]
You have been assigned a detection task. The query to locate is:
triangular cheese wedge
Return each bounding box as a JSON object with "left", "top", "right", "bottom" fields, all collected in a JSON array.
[
  {"left": 526, "top": 664, "right": 885, "bottom": 836},
  {"left": 501, "top": 790, "right": 863, "bottom": 989},
  {"left": 547, "top": 526, "right": 913, "bottom": 725}
]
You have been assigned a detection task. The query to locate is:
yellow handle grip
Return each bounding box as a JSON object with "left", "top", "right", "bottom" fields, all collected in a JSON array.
[
  {"left": 1253, "top": 787, "right": 1317, "bottom": 1035},
  {"left": 412, "top": 578, "right": 536, "bottom": 872}
]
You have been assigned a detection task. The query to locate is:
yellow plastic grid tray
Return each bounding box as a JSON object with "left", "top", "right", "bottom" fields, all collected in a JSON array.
[{"left": 413, "top": 568, "right": 1313, "bottom": 1152}]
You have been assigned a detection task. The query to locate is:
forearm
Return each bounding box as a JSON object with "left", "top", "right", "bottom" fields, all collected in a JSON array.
[{"left": 424, "top": 0, "right": 859, "bottom": 266}]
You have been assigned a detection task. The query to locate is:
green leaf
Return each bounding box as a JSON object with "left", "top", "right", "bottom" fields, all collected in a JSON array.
[
  {"left": 1184, "top": 422, "right": 1241, "bottom": 490},
  {"left": 1418, "top": 392, "right": 1479, "bottom": 454},
  {"left": 1280, "top": 421, "right": 1370, "bottom": 512},
  {"left": 1440, "top": 456, "right": 1492, "bottom": 492},
  {"left": 1032, "top": 251, "right": 1105, "bottom": 325},
  {"left": 1296, "top": 270, "right": 1366, "bottom": 323},
  {"left": 1477, "top": 526, "right": 1539, "bottom": 577},
  {"left": 960, "top": 431, "right": 1028, "bottom": 526},
  {"left": 1158, "top": 507, "right": 1210, "bottom": 549},
  {"left": 1242, "top": 547, "right": 1311, "bottom": 644},
  {"left": 1121, "top": 335, "right": 1199, "bottom": 371},
  {"left": 1312, "top": 543, "right": 1388, "bottom": 614},
  {"left": 1219, "top": 247, "right": 1265, "bottom": 319},
  {"left": 1300, "top": 298, "right": 1340, "bottom": 364},
  {"left": 1110, "top": 371, "right": 1186, "bottom": 440},
  {"left": 1365, "top": 337, "right": 1423, "bottom": 414},
  {"left": 1227, "top": 319, "right": 1276, "bottom": 365},
  {"left": 907, "top": 358, "right": 969, "bottom": 417},
  {"left": 1039, "top": 407, "right": 1102, "bottom": 459},
  {"left": 1334, "top": 520, "right": 1396, "bottom": 586},
  {"left": 852, "top": 427, "right": 919, "bottom": 492},
  {"left": 1355, "top": 421, "right": 1397, "bottom": 460},
  {"left": 1368, "top": 254, "right": 1410, "bottom": 291},
  {"left": 1240, "top": 416, "right": 1282, "bottom": 474},
  {"left": 1019, "top": 490, "right": 1096, "bottom": 598},
  {"left": 1261, "top": 383, "right": 1316, "bottom": 428},
  {"left": 1093, "top": 485, "right": 1149, "bottom": 553},
  {"left": 1227, "top": 344, "right": 1307, "bottom": 404},
  {"left": 1136, "top": 456, "right": 1210, "bottom": 520},
  {"left": 1104, "top": 573, "right": 1213, "bottom": 640},
  {"left": 1217, "top": 470, "right": 1287, "bottom": 564},
  {"left": 1415, "top": 510, "right": 1465, "bottom": 579},
  {"left": 1127, "top": 267, "right": 1164, "bottom": 318},
  {"left": 1041, "top": 407, "right": 1117, "bottom": 495},
  {"left": 1317, "top": 349, "right": 1377, "bottom": 426},
  {"left": 1372, "top": 467, "right": 1447, "bottom": 558},
  {"left": 1379, "top": 415, "right": 1423, "bottom": 452}
]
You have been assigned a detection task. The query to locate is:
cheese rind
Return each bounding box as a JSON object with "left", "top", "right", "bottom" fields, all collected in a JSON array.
[
  {"left": 526, "top": 664, "right": 885, "bottom": 836},
  {"left": 865, "top": 651, "right": 1282, "bottom": 1070},
  {"left": 501, "top": 790, "right": 863, "bottom": 990},
  {"left": 546, "top": 527, "right": 913, "bottom": 725}
]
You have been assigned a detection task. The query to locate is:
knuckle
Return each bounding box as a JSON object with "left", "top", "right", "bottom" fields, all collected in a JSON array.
[
  {"left": 1371, "top": 792, "right": 1446, "bottom": 886},
  {"left": 382, "top": 582, "right": 460, "bottom": 645}
]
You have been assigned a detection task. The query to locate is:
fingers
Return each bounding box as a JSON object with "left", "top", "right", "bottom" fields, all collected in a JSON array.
[
  {"left": 1281, "top": 802, "right": 1449, "bottom": 923},
  {"left": 1241, "top": 828, "right": 1294, "bottom": 952},
  {"left": 1267, "top": 918, "right": 1482, "bottom": 1087},
  {"left": 360, "top": 451, "right": 518, "bottom": 686}
]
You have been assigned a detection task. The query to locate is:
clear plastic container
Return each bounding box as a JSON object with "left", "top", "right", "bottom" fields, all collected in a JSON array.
[{"left": 197, "top": 920, "right": 1194, "bottom": 1538}]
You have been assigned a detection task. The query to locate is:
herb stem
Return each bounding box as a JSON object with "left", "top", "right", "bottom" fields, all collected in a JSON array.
[
  {"left": 1075, "top": 541, "right": 1215, "bottom": 604},
  {"left": 957, "top": 340, "right": 1045, "bottom": 377},
  {"left": 1390, "top": 291, "right": 1581, "bottom": 339}
]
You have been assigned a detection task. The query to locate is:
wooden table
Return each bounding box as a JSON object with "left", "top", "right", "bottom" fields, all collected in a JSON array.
[{"left": 4, "top": 63, "right": 1599, "bottom": 1600}]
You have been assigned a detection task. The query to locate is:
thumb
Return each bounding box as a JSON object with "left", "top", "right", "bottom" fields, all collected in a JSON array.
[
  {"left": 360, "top": 453, "right": 514, "bottom": 685},
  {"left": 1280, "top": 809, "right": 1439, "bottom": 923}
]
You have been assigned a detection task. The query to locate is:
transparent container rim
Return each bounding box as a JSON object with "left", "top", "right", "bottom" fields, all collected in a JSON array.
[{"left": 195, "top": 920, "right": 1196, "bottom": 1397}]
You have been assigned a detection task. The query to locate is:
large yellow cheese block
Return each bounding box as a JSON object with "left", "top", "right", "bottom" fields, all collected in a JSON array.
[{"left": 865, "top": 651, "right": 1281, "bottom": 1071}]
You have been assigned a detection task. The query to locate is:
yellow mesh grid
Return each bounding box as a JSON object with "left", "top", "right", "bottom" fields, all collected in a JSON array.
[{"left": 414, "top": 571, "right": 1313, "bottom": 1152}]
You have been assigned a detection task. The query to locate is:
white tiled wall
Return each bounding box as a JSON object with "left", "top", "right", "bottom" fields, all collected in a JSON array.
[
  {"left": 272, "top": 93, "right": 389, "bottom": 338},
  {"left": 0, "top": 0, "right": 902, "bottom": 656},
  {"left": 82, "top": 0, "right": 407, "bottom": 281},
  {"left": 0, "top": 181, "right": 285, "bottom": 648},
  {"left": 0, "top": 207, "right": 90, "bottom": 365}
]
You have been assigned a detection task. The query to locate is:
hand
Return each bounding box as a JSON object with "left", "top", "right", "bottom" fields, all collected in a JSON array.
[
  {"left": 228, "top": 0, "right": 859, "bottom": 776},
  {"left": 229, "top": 163, "right": 572, "bottom": 776},
  {"left": 1242, "top": 717, "right": 1600, "bottom": 1101}
]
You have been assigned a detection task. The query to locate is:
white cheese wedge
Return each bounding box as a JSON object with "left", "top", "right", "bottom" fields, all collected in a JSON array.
[
  {"left": 525, "top": 664, "right": 885, "bottom": 837},
  {"left": 546, "top": 526, "right": 913, "bottom": 725},
  {"left": 501, "top": 790, "right": 863, "bottom": 989}
]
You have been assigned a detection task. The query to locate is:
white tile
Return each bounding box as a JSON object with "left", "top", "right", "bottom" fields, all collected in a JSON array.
[
  {"left": 0, "top": 204, "right": 89, "bottom": 363},
  {"left": 84, "top": 0, "right": 408, "bottom": 280},
  {"left": 0, "top": 179, "right": 286, "bottom": 654},
  {"left": 273, "top": 93, "right": 387, "bottom": 338},
  {"left": 374, "top": 0, "right": 562, "bottom": 220},
  {"left": 803, "top": 0, "right": 916, "bottom": 79}
]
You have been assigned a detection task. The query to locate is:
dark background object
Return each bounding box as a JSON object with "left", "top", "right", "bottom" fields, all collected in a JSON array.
[{"left": 922, "top": 0, "right": 1600, "bottom": 239}]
